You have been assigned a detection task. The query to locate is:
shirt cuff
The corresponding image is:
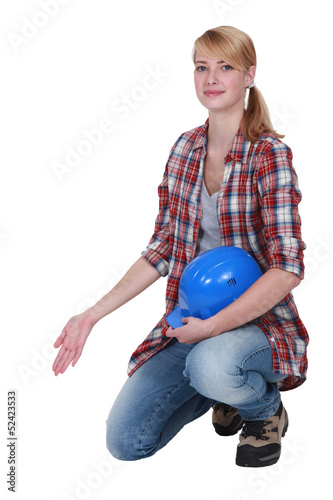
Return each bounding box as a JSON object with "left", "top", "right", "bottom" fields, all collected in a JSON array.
[
  {"left": 267, "top": 236, "right": 305, "bottom": 279},
  {"left": 141, "top": 247, "right": 169, "bottom": 277}
]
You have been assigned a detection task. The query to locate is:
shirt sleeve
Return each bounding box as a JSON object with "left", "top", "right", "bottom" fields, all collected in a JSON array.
[
  {"left": 257, "top": 141, "right": 306, "bottom": 279},
  {"left": 141, "top": 162, "right": 170, "bottom": 277}
]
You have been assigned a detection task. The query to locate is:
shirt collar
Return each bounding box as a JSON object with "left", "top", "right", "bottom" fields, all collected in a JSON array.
[{"left": 193, "top": 118, "right": 251, "bottom": 164}]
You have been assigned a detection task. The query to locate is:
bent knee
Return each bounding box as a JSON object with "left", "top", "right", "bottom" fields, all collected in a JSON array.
[
  {"left": 184, "top": 338, "right": 239, "bottom": 398},
  {"left": 105, "top": 413, "right": 141, "bottom": 461},
  {"left": 106, "top": 415, "right": 160, "bottom": 462}
]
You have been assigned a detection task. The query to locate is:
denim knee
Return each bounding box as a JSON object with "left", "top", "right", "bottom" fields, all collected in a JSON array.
[
  {"left": 106, "top": 422, "right": 129, "bottom": 461},
  {"left": 106, "top": 414, "right": 160, "bottom": 462},
  {"left": 183, "top": 328, "right": 283, "bottom": 418},
  {"left": 183, "top": 338, "right": 239, "bottom": 401},
  {"left": 106, "top": 417, "right": 141, "bottom": 462}
]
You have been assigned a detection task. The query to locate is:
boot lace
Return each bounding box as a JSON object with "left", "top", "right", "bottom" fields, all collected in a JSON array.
[{"left": 241, "top": 419, "right": 273, "bottom": 441}]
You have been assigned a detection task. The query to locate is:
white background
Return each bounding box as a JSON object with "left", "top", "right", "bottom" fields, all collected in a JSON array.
[{"left": 1, "top": 1, "right": 331, "bottom": 499}]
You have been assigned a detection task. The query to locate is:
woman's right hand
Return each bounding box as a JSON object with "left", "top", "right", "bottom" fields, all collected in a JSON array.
[
  {"left": 52, "top": 257, "right": 161, "bottom": 376},
  {"left": 52, "top": 312, "right": 97, "bottom": 376}
]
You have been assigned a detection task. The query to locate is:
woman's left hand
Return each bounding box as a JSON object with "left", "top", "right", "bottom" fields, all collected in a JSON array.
[{"left": 166, "top": 316, "right": 213, "bottom": 344}]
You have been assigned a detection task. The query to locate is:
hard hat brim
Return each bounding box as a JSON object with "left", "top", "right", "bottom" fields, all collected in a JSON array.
[{"left": 166, "top": 305, "right": 184, "bottom": 329}]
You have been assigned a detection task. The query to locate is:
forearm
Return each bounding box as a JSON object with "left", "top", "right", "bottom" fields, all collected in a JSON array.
[
  {"left": 207, "top": 268, "right": 301, "bottom": 337},
  {"left": 87, "top": 256, "right": 161, "bottom": 323}
]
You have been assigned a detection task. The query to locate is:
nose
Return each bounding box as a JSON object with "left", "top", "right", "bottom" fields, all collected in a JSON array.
[{"left": 206, "top": 68, "right": 219, "bottom": 85}]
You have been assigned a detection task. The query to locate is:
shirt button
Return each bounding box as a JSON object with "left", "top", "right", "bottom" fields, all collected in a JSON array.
[{"left": 271, "top": 337, "right": 275, "bottom": 343}]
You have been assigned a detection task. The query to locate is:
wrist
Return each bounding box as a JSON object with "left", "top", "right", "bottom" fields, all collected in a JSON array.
[
  {"left": 82, "top": 307, "right": 102, "bottom": 326},
  {"left": 205, "top": 315, "right": 223, "bottom": 338}
]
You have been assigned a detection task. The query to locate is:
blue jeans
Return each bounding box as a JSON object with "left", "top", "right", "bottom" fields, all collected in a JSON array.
[{"left": 106, "top": 323, "right": 287, "bottom": 461}]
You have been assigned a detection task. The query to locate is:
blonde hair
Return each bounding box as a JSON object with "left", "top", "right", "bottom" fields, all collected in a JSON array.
[{"left": 193, "top": 26, "right": 284, "bottom": 142}]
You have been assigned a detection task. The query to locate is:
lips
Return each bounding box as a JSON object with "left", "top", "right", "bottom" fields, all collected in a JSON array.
[{"left": 204, "top": 91, "right": 224, "bottom": 97}]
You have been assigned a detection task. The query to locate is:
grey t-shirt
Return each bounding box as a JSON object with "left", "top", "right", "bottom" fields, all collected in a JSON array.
[{"left": 194, "top": 181, "right": 221, "bottom": 257}]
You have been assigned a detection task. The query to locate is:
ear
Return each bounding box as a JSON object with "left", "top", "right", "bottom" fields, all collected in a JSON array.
[{"left": 245, "top": 65, "right": 256, "bottom": 88}]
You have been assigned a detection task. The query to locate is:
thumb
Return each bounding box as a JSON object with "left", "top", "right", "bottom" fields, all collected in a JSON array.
[
  {"left": 166, "top": 326, "right": 174, "bottom": 336},
  {"left": 54, "top": 330, "right": 65, "bottom": 348}
]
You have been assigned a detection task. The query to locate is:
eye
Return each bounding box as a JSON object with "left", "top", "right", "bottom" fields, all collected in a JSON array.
[
  {"left": 196, "top": 66, "right": 207, "bottom": 72},
  {"left": 222, "top": 64, "right": 232, "bottom": 71}
]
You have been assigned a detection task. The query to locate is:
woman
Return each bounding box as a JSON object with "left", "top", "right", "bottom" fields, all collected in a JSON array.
[{"left": 52, "top": 26, "right": 308, "bottom": 468}]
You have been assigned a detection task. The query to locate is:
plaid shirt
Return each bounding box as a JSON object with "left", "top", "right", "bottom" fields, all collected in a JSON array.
[{"left": 128, "top": 119, "right": 309, "bottom": 391}]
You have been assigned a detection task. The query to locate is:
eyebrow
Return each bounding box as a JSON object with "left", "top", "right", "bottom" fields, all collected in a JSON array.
[{"left": 194, "top": 60, "right": 227, "bottom": 65}]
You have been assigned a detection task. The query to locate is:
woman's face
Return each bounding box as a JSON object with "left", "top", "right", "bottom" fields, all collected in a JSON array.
[{"left": 193, "top": 51, "right": 255, "bottom": 115}]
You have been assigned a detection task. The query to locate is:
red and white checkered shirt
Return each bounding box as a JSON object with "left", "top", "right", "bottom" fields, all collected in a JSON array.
[{"left": 128, "top": 119, "right": 309, "bottom": 391}]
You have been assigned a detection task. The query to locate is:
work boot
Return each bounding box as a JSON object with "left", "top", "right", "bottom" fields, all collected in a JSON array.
[
  {"left": 212, "top": 403, "right": 243, "bottom": 436},
  {"left": 236, "top": 402, "right": 288, "bottom": 467}
]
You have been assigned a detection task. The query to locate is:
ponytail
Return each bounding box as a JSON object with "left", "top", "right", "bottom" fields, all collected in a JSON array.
[{"left": 241, "top": 86, "right": 284, "bottom": 143}]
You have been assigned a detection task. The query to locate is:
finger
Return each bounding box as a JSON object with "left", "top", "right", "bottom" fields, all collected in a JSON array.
[
  {"left": 56, "top": 349, "right": 73, "bottom": 375},
  {"left": 72, "top": 346, "right": 84, "bottom": 367},
  {"left": 53, "top": 345, "right": 71, "bottom": 375},
  {"left": 165, "top": 326, "right": 175, "bottom": 337},
  {"left": 52, "top": 352, "right": 63, "bottom": 373},
  {"left": 54, "top": 330, "right": 66, "bottom": 349},
  {"left": 52, "top": 343, "right": 68, "bottom": 372}
]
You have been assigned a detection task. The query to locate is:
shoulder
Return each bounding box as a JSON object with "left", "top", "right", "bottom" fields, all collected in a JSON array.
[
  {"left": 170, "top": 123, "right": 206, "bottom": 156},
  {"left": 251, "top": 134, "right": 299, "bottom": 191},
  {"left": 164, "top": 124, "right": 206, "bottom": 182},
  {"left": 251, "top": 132, "right": 292, "bottom": 160}
]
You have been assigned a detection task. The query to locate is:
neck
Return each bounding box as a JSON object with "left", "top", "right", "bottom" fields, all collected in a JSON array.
[{"left": 207, "top": 108, "right": 244, "bottom": 150}]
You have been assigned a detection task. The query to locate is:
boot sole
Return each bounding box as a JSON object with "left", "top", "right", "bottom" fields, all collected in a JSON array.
[{"left": 236, "top": 409, "right": 289, "bottom": 468}]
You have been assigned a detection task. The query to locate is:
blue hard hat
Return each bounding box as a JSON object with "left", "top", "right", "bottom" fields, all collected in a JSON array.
[{"left": 166, "top": 246, "right": 263, "bottom": 329}]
